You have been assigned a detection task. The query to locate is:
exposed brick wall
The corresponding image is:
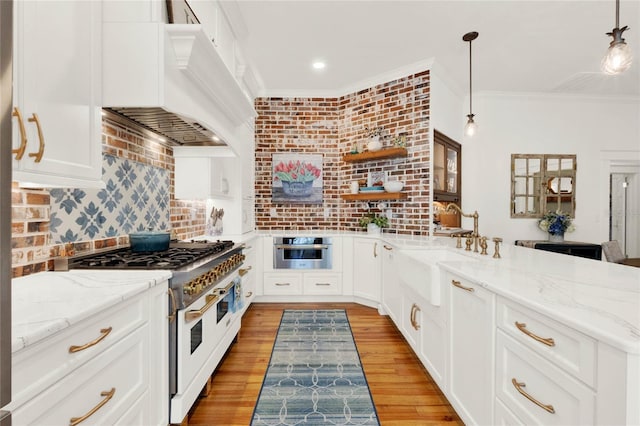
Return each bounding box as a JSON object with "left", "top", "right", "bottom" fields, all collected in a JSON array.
[
  {"left": 11, "top": 117, "right": 206, "bottom": 278},
  {"left": 255, "top": 70, "right": 431, "bottom": 234}
]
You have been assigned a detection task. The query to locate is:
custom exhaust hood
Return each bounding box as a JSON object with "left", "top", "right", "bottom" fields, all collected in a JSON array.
[{"left": 103, "top": 23, "right": 256, "bottom": 148}]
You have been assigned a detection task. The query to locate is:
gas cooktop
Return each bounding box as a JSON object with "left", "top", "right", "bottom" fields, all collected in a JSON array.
[{"left": 56, "top": 240, "right": 236, "bottom": 271}]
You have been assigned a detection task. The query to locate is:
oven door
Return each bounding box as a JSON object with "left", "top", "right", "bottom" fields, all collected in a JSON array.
[{"left": 273, "top": 237, "right": 332, "bottom": 269}]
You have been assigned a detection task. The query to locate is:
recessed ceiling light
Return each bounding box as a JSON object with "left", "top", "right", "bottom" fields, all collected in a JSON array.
[
  {"left": 212, "top": 135, "right": 220, "bottom": 142},
  {"left": 312, "top": 61, "right": 326, "bottom": 70}
]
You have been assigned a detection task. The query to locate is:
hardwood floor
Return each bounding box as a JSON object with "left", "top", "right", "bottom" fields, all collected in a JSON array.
[{"left": 185, "top": 303, "right": 463, "bottom": 425}]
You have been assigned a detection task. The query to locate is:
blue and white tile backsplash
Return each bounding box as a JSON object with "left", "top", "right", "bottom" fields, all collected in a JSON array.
[{"left": 50, "top": 154, "right": 170, "bottom": 243}]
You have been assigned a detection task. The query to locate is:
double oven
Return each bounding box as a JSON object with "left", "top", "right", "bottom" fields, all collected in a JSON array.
[{"left": 57, "top": 240, "right": 246, "bottom": 424}]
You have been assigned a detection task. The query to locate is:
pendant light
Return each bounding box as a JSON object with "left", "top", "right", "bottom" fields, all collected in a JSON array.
[
  {"left": 602, "top": 0, "right": 632, "bottom": 75},
  {"left": 463, "top": 31, "right": 478, "bottom": 137}
]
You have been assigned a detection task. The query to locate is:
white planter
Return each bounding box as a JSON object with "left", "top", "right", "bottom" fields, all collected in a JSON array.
[
  {"left": 367, "top": 223, "right": 381, "bottom": 234},
  {"left": 367, "top": 136, "right": 382, "bottom": 152}
]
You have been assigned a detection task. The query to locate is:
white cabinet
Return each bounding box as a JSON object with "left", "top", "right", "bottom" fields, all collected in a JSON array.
[
  {"left": 352, "top": 238, "right": 382, "bottom": 306},
  {"left": 174, "top": 147, "right": 238, "bottom": 200},
  {"left": 12, "top": 0, "right": 103, "bottom": 188},
  {"left": 303, "top": 273, "right": 342, "bottom": 295},
  {"left": 447, "top": 272, "right": 495, "bottom": 426},
  {"left": 263, "top": 272, "right": 303, "bottom": 295},
  {"left": 240, "top": 237, "right": 258, "bottom": 309},
  {"left": 381, "top": 243, "right": 401, "bottom": 323},
  {"left": 9, "top": 282, "right": 168, "bottom": 425}
]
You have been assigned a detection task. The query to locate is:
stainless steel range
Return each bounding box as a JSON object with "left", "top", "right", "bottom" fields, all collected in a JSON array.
[{"left": 57, "top": 240, "right": 246, "bottom": 423}]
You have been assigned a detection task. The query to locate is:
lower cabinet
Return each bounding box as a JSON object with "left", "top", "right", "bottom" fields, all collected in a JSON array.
[
  {"left": 381, "top": 243, "right": 401, "bottom": 322},
  {"left": 447, "top": 271, "right": 495, "bottom": 426},
  {"left": 263, "top": 272, "right": 342, "bottom": 296},
  {"left": 9, "top": 282, "right": 168, "bottom": 425},
  {"left": 352, "top": 237, "right": 382, "bottom": 305}
]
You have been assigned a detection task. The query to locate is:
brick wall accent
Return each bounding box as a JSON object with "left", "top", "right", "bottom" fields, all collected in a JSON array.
[
  {"left": 11, "top": 117, "right": 206, "bottom": 278},
  {"left": 255, "top": 70, "right": 431, "bottom": 234}
]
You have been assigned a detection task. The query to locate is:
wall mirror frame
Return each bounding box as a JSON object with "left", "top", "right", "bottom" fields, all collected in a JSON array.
[{"left": 511, "top": 154, "right": 576, "bottom": 218}]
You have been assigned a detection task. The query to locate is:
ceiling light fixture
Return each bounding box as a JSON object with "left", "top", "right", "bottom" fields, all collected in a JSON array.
[
  {"left": 602, "top": 0, "right": 632, "bottom": 75},
  {"left": 312, "top": 61, "right": 326, "bottom": 70},
  {"left": 463, "top": 31, "right": 478, "bottom": 137}
]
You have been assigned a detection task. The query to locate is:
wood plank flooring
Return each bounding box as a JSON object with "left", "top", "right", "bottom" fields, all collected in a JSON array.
[{"left": 185, "top": 303, "right": 463, "bottom": 425}]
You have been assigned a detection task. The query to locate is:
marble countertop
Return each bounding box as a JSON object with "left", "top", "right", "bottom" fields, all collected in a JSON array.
[
  {"left": 391, "top": 237, "right": 640, "bottom": 354},
  {"left": 12, "top": 270, "right": 171, "bottom": 353}
]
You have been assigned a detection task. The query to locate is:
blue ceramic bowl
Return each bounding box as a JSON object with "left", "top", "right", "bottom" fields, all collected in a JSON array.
[{"left": 129, "top": 231, "right": 171, "bottom": 252}]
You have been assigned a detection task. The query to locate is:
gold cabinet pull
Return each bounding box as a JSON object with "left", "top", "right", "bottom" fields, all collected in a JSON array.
[
  {"left": 511, "top": 378, "right": 555, "bottom": 414},
  {"left": 167, "top": 289, "right": 177, "bottom": 323},
  {"left": 374, "top": 242, "right": 378, "bottom": 258},
  {"left": 12, "top": 107, "right": 28, "bottom": 160},
  {"left": 410, "top": 303, "right": 421, "bottom": 330},
  {"left": 69, "top": 387, "right": 116, "bottom": 426},
  {"left": 239, "top": 266, "right": 252, "bottom": 276},
  {"left": 69, "top": 327, "right": 112, "bottom": 353},
  {"left": 275, "top": 282, "right": 290, "bottom": 286},
  {"left": 315, "top": 282, "right": 331, "bottom": 286},
  {"left": 245, "top": 291, "right": 253, "bottom": 297},
  {"left": 185, "top": 293, "right": 218, "bottom": 321},
  {"left": 451, "top": 279, "right": 475, "bottom": 292},
  {"left": 27, "top": 113, "right": 44, "bottom": 162},
  {"left": 383, "top": 244, "right": 393, "bottom": 251},
  {"left": 515, "top": 321, "right": 555, "bottom": 347}
]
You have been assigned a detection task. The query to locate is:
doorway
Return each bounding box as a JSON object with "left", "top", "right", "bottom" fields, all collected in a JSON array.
[{"left": 609, "top": 169, "right": 639, "bottom": 257}]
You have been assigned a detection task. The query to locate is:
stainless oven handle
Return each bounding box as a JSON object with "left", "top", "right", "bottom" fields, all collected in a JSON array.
[
  {"left": 274, "top": 244, "right": 330, "bottom": 250},
  {"left": 185, "top": 294, "right": 219, "bottom": 322}
]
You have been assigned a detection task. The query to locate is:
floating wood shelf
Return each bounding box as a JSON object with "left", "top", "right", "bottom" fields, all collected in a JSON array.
[
  {"left": 341, "top": 192, "right": 408, "bottom": 201},
  {"left": 342, "top": 147, "right": 408, "bottom": 163}
]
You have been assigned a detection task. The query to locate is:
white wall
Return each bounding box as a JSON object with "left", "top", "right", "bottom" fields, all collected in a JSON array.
[{"left": 463, "top": 93, "right": 640, "bottom": 246}]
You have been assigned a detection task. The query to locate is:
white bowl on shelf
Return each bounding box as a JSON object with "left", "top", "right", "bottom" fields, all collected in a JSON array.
[{"left": 384, "top": 180, "right": 404, "bottom": 192}]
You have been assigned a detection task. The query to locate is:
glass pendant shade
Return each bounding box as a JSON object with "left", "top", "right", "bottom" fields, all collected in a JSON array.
[
  {"left": 464, "top": 114, "right": 477, "bottom": 137},
  {"left": 602, "top": 39, "right": 633, "bottom": 74}
]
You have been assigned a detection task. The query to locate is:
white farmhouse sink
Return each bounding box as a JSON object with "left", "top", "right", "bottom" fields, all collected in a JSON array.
[{"left": 396, "top": 249, "right": 477, "bottom": 306}]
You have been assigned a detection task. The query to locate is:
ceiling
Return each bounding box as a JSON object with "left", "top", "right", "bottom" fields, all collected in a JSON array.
[{"left": 231, "top": 0, "right": 640, "bottom": 98}]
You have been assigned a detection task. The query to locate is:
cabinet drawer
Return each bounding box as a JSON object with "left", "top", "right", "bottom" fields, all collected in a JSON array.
[
  {"left": 263, "top": 273, "right": 302, "bottom": 295},
  {"left": 12, "top": 293, "right": 147, "bottom": 406},
  {"left": 496, "top": 331, "right": 595, "bottom": 426},
  {"left": 303, "top": 273, "right": 342, "bottom": 295},
  {"left": 494, "top": 397, "right": 525, "bottom": 426},
  {"left": 497, "top": 297, "right": 596, "bottom": 387},
  {"left": 12, "top": 325, "right": 148, "bottom": 425}
]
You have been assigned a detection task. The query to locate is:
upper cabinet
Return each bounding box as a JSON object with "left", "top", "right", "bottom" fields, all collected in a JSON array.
[
  {"left": 433, "top": 130, "right": 461, "bottom": 203},
  {"left": 174, "top": 147, "right": 238, "bottom": 200},
  {"left": 12, "top": 1, "right": 103, "bottom": 188}
]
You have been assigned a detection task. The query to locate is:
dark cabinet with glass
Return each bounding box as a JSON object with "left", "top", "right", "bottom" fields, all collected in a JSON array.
[{"left": 433, "top": 130, "right": 461, "bottom": 203}]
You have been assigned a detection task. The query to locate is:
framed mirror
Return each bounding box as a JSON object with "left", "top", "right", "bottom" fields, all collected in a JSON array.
[{"left": 511, "top": 154, "right": 576, "bottom": 218}]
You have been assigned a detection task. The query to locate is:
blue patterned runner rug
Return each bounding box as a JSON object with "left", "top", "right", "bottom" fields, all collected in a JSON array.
[{"left": 250, "top": 309, "right": 380, "bottom": 425}]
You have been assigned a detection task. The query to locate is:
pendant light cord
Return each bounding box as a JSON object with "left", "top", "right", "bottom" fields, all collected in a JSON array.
[
  {"left": 468, "top": 39, "right": 473, "bottom": 115},
  {"left": 615, "top": 0, "right": 620, "bottom": 28}
]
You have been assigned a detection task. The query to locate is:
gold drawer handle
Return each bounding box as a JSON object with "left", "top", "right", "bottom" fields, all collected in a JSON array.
[
  {"left": 185, "top": 293, "right": 219, "bottom": 321},
  {"left": 383, "top": 244, "right": 393, "bottom": 251},
  {"left": 275, "top": 282, "right": 290, "bottom": 286},
  {"left": 315, "top": 282, "right": 331, "bottom": 286},
  {"left": 239, "top": 266, "right": 252, "bottom": 276},
  {"left": 410, "top": 303, "right": 421, "bottom": 330},
  {"left": 245, "top": 291, "right": 253, "bottom": 297},
  {"left": 69, "top": 387, "right": 116, "bottom": 426},
  {"left": 451, "top": 279, "right": 475, "bottom": 292},
  {"left": 515, "top": 321, "right": 556, "bottom": 347},
  {"left": 512, "top": 378, "right": 555, "bottom": 414},
  {"left": 27, "top": 113, "right": 45, "bottom": 162},
  {"left": 374, "top": 242, "right": 378, "bottom": 258},
  {"left": 12, "top": 107, "right": 28, "bottom": 160},
  {"left": 69, "top": 327, "right": 112, "bottom": 353}
]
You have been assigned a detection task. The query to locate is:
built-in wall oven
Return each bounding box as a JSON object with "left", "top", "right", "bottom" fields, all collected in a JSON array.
[{"left": 273, "top": 237, "right": 332, "bottom": 269}]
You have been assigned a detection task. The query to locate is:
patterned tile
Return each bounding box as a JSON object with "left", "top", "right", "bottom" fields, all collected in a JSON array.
[{"left": 50, "top": 154, "right": 170, "bottom": 243}]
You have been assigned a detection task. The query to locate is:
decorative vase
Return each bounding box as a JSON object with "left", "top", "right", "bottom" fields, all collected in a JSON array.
[
  {"left": 367, "top": 223, "right": 381, "bottom": 235},
  {"left": 367, "top": 136, "right": 382, "bottom": 152},
  {"left": 548, "top": 232, "right": 564, "bottom": 242},
  {"left": 281, "top": 180, "right": 313, "bottom": 196}
]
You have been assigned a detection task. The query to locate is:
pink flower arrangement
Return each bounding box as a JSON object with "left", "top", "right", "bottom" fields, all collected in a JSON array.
[{"left": 273, "top": 160, "right": 321, "bottom": 183}]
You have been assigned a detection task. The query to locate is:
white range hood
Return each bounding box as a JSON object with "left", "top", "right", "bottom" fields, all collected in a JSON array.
[{"left": 103, "top": 23, "right": 256, "bottom": 148}]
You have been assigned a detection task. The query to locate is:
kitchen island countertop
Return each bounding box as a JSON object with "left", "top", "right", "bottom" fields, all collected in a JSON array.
[{"left": 11, "top": 270, "right": 171, "bottom": 353}]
